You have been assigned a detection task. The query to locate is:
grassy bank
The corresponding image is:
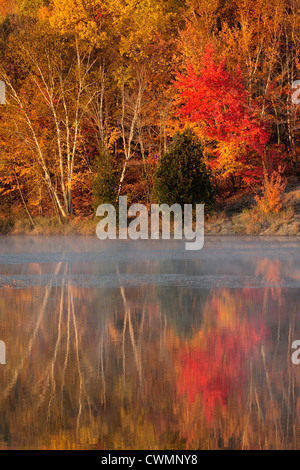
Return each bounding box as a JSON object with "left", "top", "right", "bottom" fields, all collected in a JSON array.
[
  {"left": 0, "top": 216, "right": 97, "bottom": 236},
  {"left": 2, "top": 185, "right": 300, "bottom": 236},
  {"left": 206, "top": 205, "right": 299, "bottom": 235},
  {"left": 206, "top": 185, "right": 300, "bottom": 236}
]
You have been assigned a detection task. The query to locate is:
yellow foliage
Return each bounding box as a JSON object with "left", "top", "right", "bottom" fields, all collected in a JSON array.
[
  {"left": 49, "top": 0, "right": 108, "bottom": 45},
  {"left": 215, "top": 141, "right": 245, "bottom": 178}
]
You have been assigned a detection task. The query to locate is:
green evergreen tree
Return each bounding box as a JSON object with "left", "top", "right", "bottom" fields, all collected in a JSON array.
[
  {"left": 92, "top": 149, "right": 120, "bottom": 209},
  {"left": 154, "top": 128, "right": 215, "bottom": 209}
]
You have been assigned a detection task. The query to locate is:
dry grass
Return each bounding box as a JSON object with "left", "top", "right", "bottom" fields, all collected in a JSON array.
[
  {"left": 205, "top": 203, "right": 299, "bottom": 236},
  {"left": 1, "top": 198, "right": 300, "bottom": 237},
  {"left": 231, "top": 205, "right": 297, "bottom": 235},
  {"left": 0, "top": 216, "right": 97, "bottom": 236}
]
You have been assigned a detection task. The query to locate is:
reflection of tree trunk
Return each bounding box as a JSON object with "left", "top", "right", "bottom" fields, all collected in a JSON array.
[
  {"left": 69, "top": 286, "right": 83, "bottom": 434},
  {"left": 159, "top": 314, "right": 167, "bottom": 361},
  {"left": 261, "top": 344, "right": 277, "bottom": 443},
  {"left": 137, "top": 302, "right": 146, "bottom": 350},
  {"left": 117, "top": 269, "right": 143, "bottom": 388},
  {"left": 61, "top": 281, "right": 71, "bottom": 418},
  {"left": 1, "top": 262, "right": 63, "bottom": 402},
  {"left": 122, "top": 309, "right": 128, "bottom": 398},
  {"left": 127, "top": 308, "right": 143, "bottom": 387},
  {"left": 97, "top": 332, "right": 106, "bottom": 406},
  {"left": 48, "top": 283, "right": 65, "bottom": 420}
]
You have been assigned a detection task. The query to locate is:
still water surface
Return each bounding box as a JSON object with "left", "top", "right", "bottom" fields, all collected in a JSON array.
[{"left": 0, "top": 236, "right": 299, "bottom": 449}]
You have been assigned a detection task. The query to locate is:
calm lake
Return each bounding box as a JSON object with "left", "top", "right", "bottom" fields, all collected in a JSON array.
[{"left": 0, "top": 236, "right": 299, "bottom": 449}]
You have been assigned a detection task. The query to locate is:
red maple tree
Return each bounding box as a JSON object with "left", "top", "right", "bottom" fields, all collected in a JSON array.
[{"left": 175, "top": 45, "right": 271, "bottom": 185}]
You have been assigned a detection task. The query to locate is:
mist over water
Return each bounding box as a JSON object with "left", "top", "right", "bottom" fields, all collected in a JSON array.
[{"left": 0, "top": 236, "right": 299, "bottom": 449}]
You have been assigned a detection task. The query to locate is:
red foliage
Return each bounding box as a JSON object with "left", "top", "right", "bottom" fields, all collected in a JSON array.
[{"left": 175, "top": 45, "right": 270, "bottom": 185}]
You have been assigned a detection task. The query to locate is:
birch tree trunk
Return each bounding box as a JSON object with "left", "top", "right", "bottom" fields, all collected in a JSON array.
[{"left": 116, "top": 74, "right": 146, "bottom": 202}]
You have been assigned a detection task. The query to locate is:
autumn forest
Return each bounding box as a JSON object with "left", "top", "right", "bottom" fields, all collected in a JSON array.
[
  {"left": 1, "top": 2, "right": 300, "bottom": 451},
  {"left": 1, "top": 0, "right": 300, "bottom": 232}
]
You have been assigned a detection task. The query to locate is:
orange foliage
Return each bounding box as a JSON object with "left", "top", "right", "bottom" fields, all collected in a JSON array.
[
  {"left": 255, "top": 169, "right": 286, "bottom": 214},
  {"left": 0, "top": 0, "right": 16, "bottom": 16}
]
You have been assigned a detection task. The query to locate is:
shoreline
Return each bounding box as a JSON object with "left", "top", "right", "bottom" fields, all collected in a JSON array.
[
  {"left": 1, "top": 213, "right": 300, "bottom": 237},
  {"left": 2, "top": 185, "right": 300, "bottom": 237}
]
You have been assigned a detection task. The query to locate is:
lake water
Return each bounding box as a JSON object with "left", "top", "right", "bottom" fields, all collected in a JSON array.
[{"left": 0, "top": 236, "right": 299, "bottom": 449}]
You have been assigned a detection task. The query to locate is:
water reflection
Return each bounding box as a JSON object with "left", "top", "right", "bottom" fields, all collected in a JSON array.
[{"left": 0, "top": 236, "right": 299, "bottom": 449}]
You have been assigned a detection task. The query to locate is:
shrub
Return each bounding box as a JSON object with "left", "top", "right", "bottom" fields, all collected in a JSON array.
[
  {"left": 153, "top": 129, "right": 215, "bottom": 209},
  {"left": 255, "top": 169, "right": 286, "bottom": 214},
  {"left": 0, "top": 217, "right": 14, "bottom": 234}
]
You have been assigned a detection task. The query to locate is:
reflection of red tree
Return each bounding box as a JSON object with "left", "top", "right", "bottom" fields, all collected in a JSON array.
[
  {"left": 254, "top": 259, "right": 285, "bottom": 306},
  {"left": 177, "top": 323, "right": 268, "bottom": 422}
]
